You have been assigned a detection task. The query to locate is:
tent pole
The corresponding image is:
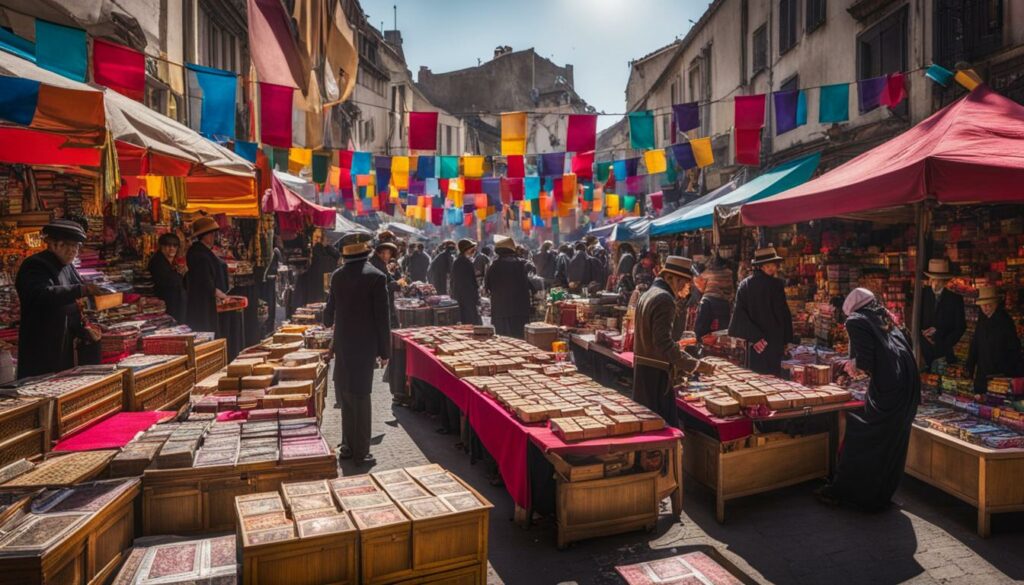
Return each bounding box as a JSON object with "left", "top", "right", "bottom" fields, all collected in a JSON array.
[{"left": 909, "top": 201, "right": 931, "bottom": 362}]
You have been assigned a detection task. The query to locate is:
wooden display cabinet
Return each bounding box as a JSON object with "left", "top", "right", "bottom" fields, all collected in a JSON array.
[
  {"left": 906, "top": 424, "right": 1024, "bottom": 537},
  {"left": 118, "top": 355, "right": 191, "bottom": 412},
  {"left": 0, "top": 397, "right": 50, "bottom": 467}
]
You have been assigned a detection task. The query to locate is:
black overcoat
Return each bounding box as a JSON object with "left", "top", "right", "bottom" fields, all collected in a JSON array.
[
  {"left": 324, "top": 258, "right": 391, "bottom": 399},
  {"left": 427, "top": 250, "right": 454, "bottom": 294},
  {"left": 485, "top": 251, "right": 531, "bottom": 319},
  {"left": 406, "top": 251, "right": 430, "bottom": 283},
  {"left": 15, "top": 250, "right": 90, "bottom": 378},
  {"left": 566, "top": 252, "right": 592, "bottom": 286},
  {"left": 728, "top": 269, "right": 793, "bottom": 375},
  {"left": 369, "top": 255, "right": 400, "bottom": 328},
  {"left": 148, "top": 253, "right": 186, "bottom": 323},
  {"left": 967, "top": 306, "right": 1022, "bottom": 392},
  {"left": 450, "top": 255, "right": 481, "bottom": 325},
  {"left": 185, "top": 242, "right": 227, "bottom": 336},
  {"left": 920, "top": 287, "right": 966, "bottom": 364}
]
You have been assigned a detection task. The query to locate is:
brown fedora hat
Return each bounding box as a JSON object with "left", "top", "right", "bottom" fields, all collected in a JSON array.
[
  {"left": 660, "top": 256, "right": 694, "bottom": 280},
  {"left": 751, "top": 245, "right": 784, "bottom": 265}
]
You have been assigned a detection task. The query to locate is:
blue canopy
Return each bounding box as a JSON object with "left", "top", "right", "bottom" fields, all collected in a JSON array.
[
  {"left": 587, "top": 216, "right": 654, "bottom": 242},
  {"left": 648, "top": 152, "right": 821, "bottom": 237},
  {"left": 650, "top": 179, "right": 739, "bottom": 237}
]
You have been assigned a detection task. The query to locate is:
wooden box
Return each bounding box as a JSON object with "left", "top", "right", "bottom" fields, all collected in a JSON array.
[
  {"left": 553, "top": 468, "right": 658, "bottom": 549},
  {"left": 0, "top": 479, "right": 139, "bottom": 585},
  {"left": 399, "top": 492, "right": 490, "bottom": 577},
  {"left": 141, "top": 456, "right": 337, "bottom": 536},
  {"left": 0, "top": 397, "right": 49, "bottom": 467},
  {"left": 17, "top": 369, "right": 125, "bottom": 440},
  {"left": 524, "top": 323, "right": 559, "bottom": 352},
  {"left": 350, "top": 504, "right": 413, "bottom": 585},
  {"left": 142, "top": 336, "right": 227, "bottom": 384},
  {"left": 118, "top": 355, "right": 191, "bottom": 411},
  {"left": 432, "top": 306, "right": 460, "bottom": 327},
  {"left": 195, "top": 339, "right": 228, "bottom": 383}
]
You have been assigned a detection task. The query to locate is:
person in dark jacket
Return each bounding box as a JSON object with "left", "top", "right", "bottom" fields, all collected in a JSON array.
[
  {"left": 369, "top": 242, "right": 401, "bottom": 328},
  {"left": 589, "top": 245, "right": 609, "bottom": 291},
  {"left": 919, "top": 258, "right": 967, "bottom": 368},
  {"left": 186, "top": 216, "right": 228, "bottom": 336},
  {"left": 617, "top": 243, "right": 637, "bottom": 277},
  {"left": 533, "top": 240, "right": 557, "bottom": 285},
  {"left": 427, "top": 240, "right": 455, "bottom": 294},
  {"left": 485, "top": 237, "right": 531, "bottom": 338},
  {"left": 16, "top": 220, "right": 106, "bottom": 379},
  {"left": 554, "top": 244, "right": 572, "bottom": 288},
  {"left": 817, "top": 288, "right": 920, "bottom": 511},
  {"left": 324, "top": 234, "right": 391, "bottom": 465},
  {"left": 405, "top": 243, "right": 430, "bottom": 283},
  {"left": 451, "top": 239, "right": 481, "bottom": 325},
  {"left": 566, "top": 242, "right": 592, "bottom": 292},
  {"left": 633, "top": 256, "right": 705, "bottom": 427},
  {"left": 472, "top": 245, "right": 492, "bottom": 287},
  {"left": 304, "top": 230, "right": 340, "bottom": 304},
  {"left": 728, "top": 246, "right": 793, "bottom": 376},
  {"left": 966, "top": 286, "right": 1022, "bottom": 393},
  {"left": 148, "top": 233, "right": 187, "bottom": 324}
]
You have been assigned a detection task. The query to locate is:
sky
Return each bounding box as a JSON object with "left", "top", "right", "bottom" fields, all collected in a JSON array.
[{"left": 360, "top": 0, "right": 710, "bottom": 130}]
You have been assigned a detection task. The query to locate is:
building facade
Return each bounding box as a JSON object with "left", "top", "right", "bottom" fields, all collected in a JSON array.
[{"left": 614, "top": 0, "right": 1024, "bottom": 191}]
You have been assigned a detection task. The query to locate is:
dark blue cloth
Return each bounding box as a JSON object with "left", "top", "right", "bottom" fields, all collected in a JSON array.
[{"left": 0, "top": 76, "right": 39, "bottom": 126}]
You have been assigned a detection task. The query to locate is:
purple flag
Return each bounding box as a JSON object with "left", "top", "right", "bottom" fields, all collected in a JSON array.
[
  {"left": 670, "top": 143, "right": 697, "bottom": 170},
  {"left": 774, "top": 90, "right": 800, "bottom": 135},
  {"left": 409, "top": 179, "right": 426, "bottom": 195},
  {"left": 624, "top": 157, "right": 640, "bottom": 177},
  {"left": 540, "top": 152, "right": 566, "bottom": 177},
  {"left": 858, "top": 76, "right": 888, "bottom": 114},
  {"left": 673, "top": 102, "right": 700, "bottom": 133}
]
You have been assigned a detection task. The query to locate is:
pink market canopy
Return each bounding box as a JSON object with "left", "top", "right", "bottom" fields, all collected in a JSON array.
[
  {"left": 264, "top": 170, "right": 336, "bottom": 229},
  {"left": 741, "top": 86, "right": 1024, "bottom": 227}
]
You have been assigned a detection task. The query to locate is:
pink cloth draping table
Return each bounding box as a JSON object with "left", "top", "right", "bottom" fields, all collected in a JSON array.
[
  {"left": 403, "top": 336, "right": 685, "bottom": 510},
  {"left": 676, "top": 398, "right": 754, "bottom": 442},
  {"left": 53, "top": 411, "right": 176, "bottom": 452}
]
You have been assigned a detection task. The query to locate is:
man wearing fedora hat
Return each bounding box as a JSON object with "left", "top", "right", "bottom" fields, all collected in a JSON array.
[
  {"left": 728, "top": 245, "right": 793, "bottom": 376},
  {"left": 16, "top": 219, "right": 109, "bottom": 378},
  {"left": 919, "top": 258, "right": 966, "bottom": 369},
  {"left": 633, "top": 256, "right": 705, "bottom": 427},
  {"left": 427, "top": 240, "right": 456, "bottom": 295},
  {"left": 324, "top": 233, "right": 391, "bottom": 466},
  {"left": 185, "top": 216, "right": 229, "bottom": 338},
  {"left": 485, "top": 236, "right": 532, "bottom": 338},
  {"left": 966, "top": 286, "right": 1022, "bottom": 393},
  {"left": 451, "top": 239, "right": 482, "bottom": 325}
]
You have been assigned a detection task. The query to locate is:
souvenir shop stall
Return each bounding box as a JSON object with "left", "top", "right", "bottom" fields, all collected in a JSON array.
[
  {"left": 392, "top": 325, "right": 683, "bottom": 548},
  {"left": 737, "top": 86, "right": 1024, "bottom": 536}
]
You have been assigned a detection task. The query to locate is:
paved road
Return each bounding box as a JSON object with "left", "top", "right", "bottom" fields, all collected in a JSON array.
[{"left": 321, "top": 369, "right": 1024, "bottom": 585}]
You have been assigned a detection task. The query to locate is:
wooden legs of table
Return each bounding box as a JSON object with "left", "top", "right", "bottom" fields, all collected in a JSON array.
[
  {"left": 671, "top": 440, "right": 684, "bottom": 516},
  {"left": 977, "top": 458, "right": 990, "bottom": 537},
  {"left": 514, "top": 505, "right": 530, "bottom": 528}
]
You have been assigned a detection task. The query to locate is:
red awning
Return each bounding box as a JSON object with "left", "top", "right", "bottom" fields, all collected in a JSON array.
[
  {"left": 741, "top": 86, "right": 1024, "bottom": 227},
  {"left": 0, "top": 127, "right": 102, "bottom": 166},
  {"left": 264, "top": 171, "right": 336, "bottom": 227}
]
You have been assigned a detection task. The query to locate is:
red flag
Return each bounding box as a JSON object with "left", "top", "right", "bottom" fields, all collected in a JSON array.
[
  {"left": 338, "top": 149, "right": 353, "bottom": 168},
  {"left": 566, "top": 114, "right": 597, "bottom": 153},
  {"left": 409, "top": 112, "right": 438, "bottom": 150},
  {"left": 258, "top": 82, "right": 292, "bottom": 148},
  {"left": 734, "top": 94, "right": 767, "bottom": 129},
  {"left": 735, "top": 128, "right": 761, "bottom": 166},
  {"left": 506, "top": 155, "right": 525, "bottom": 178},
  {"left": 464, "top": 178, "right": 482, "bottom": 194},
  {"left": 880, "top": 73, "right": 907, "bottom": 108},
  {"left": 92, "top": 39, "right": 145, "bottom": 101},
  {"left": 506, "top": 178, "right": 524, "bottom": 201},
  {"left": 571, "top": 151, "right": 594, "bottom": 180},
  {"left": 430, "top": 207, "right": 443, "bottom": 226}
]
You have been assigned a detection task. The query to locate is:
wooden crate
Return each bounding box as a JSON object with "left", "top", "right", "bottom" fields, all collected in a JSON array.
[
  {"left": 351, "top": 505, "right": 413, "bottom": 585},
  {"left": 906, "top": 425, "right": 1024, "bottom": 537},
  {"left": 119, "top": 355, "right": 191, "bottom": 411},
  {"left": 683, "top": 429, "right": 829, "bottom": 522},
  {"left": 195, "top": 339, "right": 228, "bottom": 383},
  {"left": 553, "top": 469, "right": 658, "bottom": 549},
  {"left": 238, "top": 509, "right": 358, "bottom": 585},
  {"left": 0, "top": 397, "right": 49, "bottom": 467},
  {"left": 0, "top": 479, "right": 138, "bottom": 585},
  {"left": 18, "top": 370, "right": 126, "bottom": 441},
  {"left": 141, "top": 456, "right": 337, "bottom": 536}
]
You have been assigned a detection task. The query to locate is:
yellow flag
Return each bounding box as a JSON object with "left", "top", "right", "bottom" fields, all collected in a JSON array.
[
  {"left": 561, "top": 173, "right": 577, "bottom": 204},
  {"left": 389, "top": 184, "right": 399, "bottom": 202},
  {"left": 145, "top": 176, "right": 164, "bottom": 198},
  {"left": 501, "top": 112, "right": 527, "bottom": 155},
  {"left": 288, "top": 148, "right": 312, "bottom": 173},
  {"left": 606, "top": 193, "right": 619, "bottom": 216},
  {"left": 462, "top": 155, "right": 485, "bottom": 178},
  {"left": 954, "top": 69, "right": 982, "bottom": 91},
  {"left": 691, "top": 138, "right": 714, "bottom": 168},
  {"left": 643, "top": 149, "right": 667, "bottom": 174}
]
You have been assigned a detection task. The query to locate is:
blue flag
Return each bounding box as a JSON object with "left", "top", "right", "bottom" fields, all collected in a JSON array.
[
  {"left": 187, "top": 63, "right": 237, "bottom": 139},
  {"left": 35, "top": 20, "right": 86, "bottom": 81}
]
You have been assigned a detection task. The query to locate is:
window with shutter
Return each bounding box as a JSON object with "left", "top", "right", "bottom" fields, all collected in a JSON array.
[
  {"left": 779, "top": 0, "right": 798, "bottom": 54},
  {"left": 752, "top": 25, "right": 767, "bottom": 76},
  {"left": 806, "top": 0, "right": 826, "bottom": 32}
]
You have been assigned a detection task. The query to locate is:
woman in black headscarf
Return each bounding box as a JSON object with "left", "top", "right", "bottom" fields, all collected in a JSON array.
[
  {"left": 817, "top": 288, "right": 920, "bottom": 511},
  {"left": 148, "top": 232, "right": 187, "bottom": 323}
]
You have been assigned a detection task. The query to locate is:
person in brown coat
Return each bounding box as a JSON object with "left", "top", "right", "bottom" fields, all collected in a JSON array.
[{"left": 633, "top": 256, "right": 705, "bottom": 427}]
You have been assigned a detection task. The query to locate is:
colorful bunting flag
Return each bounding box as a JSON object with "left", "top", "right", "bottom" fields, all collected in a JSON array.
[
  {"left": 955, "top": 69, "right": 982, "bottom": 91},
  {"left": 819, "top": 83, "right": 850, "bottom": 123},
  {"left": 624, "top": 157, "right": 640, "bottom": 177},
  {"left": 566, "top": 114, "right": 597, "bottom": 153},
  {"left": 0, "top": 28, "right": 35, "bottom": 62},
  {"left": 92, "top": 39, "right": 145, "bottom": 101},
  {"left": 525, "top": 176, "right": 540, "bottom": 200},
  {"left": 439, "top": 155, "right": 459, "bottom": 179},
  {"left": 392, "top": 156, "right": 410, "bottom": 189},
  {"left": 35, "top": 20, "right": 86, "bottom": 82},
  {"left": 501, "top": 112, "right": 527, "bottom": 155},
  {"left": 735, "top": 128, "right": 761, "bottom": 166},
  {"left": 613, "top": 159, "right": 628, "bottom": 181},
  {"left": 540, "top": 152, "right": 565, "bottom": 177},
  {"left": 926, "top": 64, "right": 954, "bottom": 87},
  {"left": 628, "top": 111, "right": 655, "bottom": 149},
  {"left": 623, "top": 195, "right": 637, "bottom": 213},
  {"left": 571, "top": 151, "right": 594, "bottom": 180},
  {"left": 643, "top": 149, "right": 667, "bottom": 174},
  {"left": 691, "top": 138, "right": 714, "bottom": 168},
  {"left": 734, "top": 94, "right": 766, "bottom": 129},
  {"left": 375, "top": 156, "right": 391, "bottom": 189},
  {"left": 0, "top": 77, "right": 39, "bottom": 126},
  {"left": 288, "top": 148, "right": 312, "bottom": 173},
  {"left": 338, "top": 150, "right": 353, "bottom": 169},
  {"left": 409, "top": 111, "right": 438, "bottom": 150},
  {"left": 595, "top": 161, "right": 612, "bottom": 183},
  {"left": 626, "top": 176, "right": 643, "bottom": 195},
  {"left": 858, "top": 76, "right": 888, "bottom": 114},
  {"left": 506, "top": 154, "right": 525, "bottom": 178},
  {"left": 352, "top": 151, "right": 372, "bottom": 175},
  {"left": 673, "top": 102, "right": 700, "bottom": 133},
  {"left": 233, "top": 141, "right": 258, "bottom": 163},
  {"left": 258, "top": 82, "right": 293, "bottom": 148},
  {"left": 462, "top": 155, "right": 485, "bottom": 178},
  {"left": 880, "top": 73, "right": 906, "bottom": 107},
  {"left": 561, "top": 173, "right": 577, "bottom": 204},
  {"left": 187, "top": 63, "right": 237, "bottom": 139},
  {"left": 773, "top": 89, "right": 806, "bottom": 135},
  {"left": 312, "top": 152, "right": 329, "bottom": 184},
  {"left": 416, "top": 156, "right": 435, "bottom": 179},
  {"left": 670, "top": 143, "right": 697, "bottom": 170}
]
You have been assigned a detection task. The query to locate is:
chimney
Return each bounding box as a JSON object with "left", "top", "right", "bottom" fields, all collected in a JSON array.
[
  {"left": 418, "top": 65, "right": 431, "bottom": 81},
  {"left": 384, "top": 30, "right": 403, "bottom": 50},
  {"left": 493, "top": 45, "right": 512, "bottom": 60}
]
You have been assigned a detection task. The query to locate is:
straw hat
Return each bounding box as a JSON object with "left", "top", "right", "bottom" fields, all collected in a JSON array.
[
  {"left": 458, "top": 238, "right": 477, "bottom": 255},
  {"left": 976, "top": 285, "right": 1000, "bottom": 305},
  {"left": 191, "top": 216, "right": 219, "bottom": 239},
  {"left": 660, "top": 256, "right": 694, "bottom": 281},
  {"left": 341, "top": 233, "right": 373, "bottom": 259},
  {"left": 751, "top": 245, "right": 784, "bottom": 265},
  {"left": 925, "top": 258, "right": 953, "bottom": 279},
  {"left": 375, "top": 241, "right": 398, "bottom": 254},
  {"left": 494, "top": 236, "right": 515, "bottom": 252}
]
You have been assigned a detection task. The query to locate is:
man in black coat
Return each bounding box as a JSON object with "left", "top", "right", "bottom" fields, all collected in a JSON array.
[
  {"left": 728, "top": 246, "right": 793, "bottom": 376},
  {"left": 405, "top": 243, "right": 430, "bottom": 283},
  {"left": 451, "top": 239, "right": 481, "bottom": 325},
  {"left": 324, "top": 234, "right": 391, "bottom": 465},
  {"left": 967, "top": 286, "right": 1022, "bottom": 393},
  {"left": 148, "top": 233, "right": 187, "bottom": 324},
  {"left": 369, "top": 242, "right": 401, "bottom": 328},
  {"left": 554, "top": 244, "right": 572, "bottom": 288},
  {"left": 485, "top": 237, "right": 532, "bottom": 338},
  {"left": 305, "top": 230, "right": 340, "bottom": 304},
  {"left": 919, "top": 258, "right": 966, "bottom": 368},
  {"left": 566, "top": 241, "right": 592, "bottom": 292},
  {"left": 427, "top": 240, "right": 455, "bottom": 294},
  {"left": 185, "top": 216, "right": 228, "bottom": 337},
  {"left": 533, "top": 240, "right": 557, "bottom": 285},
  {"left": 16, "top": 220, "right": 106, "bottom": 379}
]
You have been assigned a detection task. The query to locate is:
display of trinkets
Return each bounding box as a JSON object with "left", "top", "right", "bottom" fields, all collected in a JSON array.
[{"left": 111, "top": 534, "right": 238, "bottom": 585}]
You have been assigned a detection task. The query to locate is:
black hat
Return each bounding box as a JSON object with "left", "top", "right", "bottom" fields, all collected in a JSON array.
[
  {"left": 751, "top": 245, "right": 784, "bottom": 266},
  {"left": 375, "top": 241, "right": 399, "bottom": 254},
  {"left": 41, "top": 219, "right": 87, "bottom": 243},
  {"left": 458, "top": 238, "right": 477, "bottom": 254}
]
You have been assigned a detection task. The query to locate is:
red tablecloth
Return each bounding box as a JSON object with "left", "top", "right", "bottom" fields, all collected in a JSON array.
[
  {"left": 404, "top": 337, "right": 685, "bottom": 509},
  {"left": 676, "top": 398, "right": 754, "bottom": 442},
  {"left": 53, "top": 411, "right": 176, "bottom": 451}
]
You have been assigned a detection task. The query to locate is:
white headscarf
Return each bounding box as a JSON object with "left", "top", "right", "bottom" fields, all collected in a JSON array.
[{"left": 843, "top": 287, "right": 875, "bottom": 317}]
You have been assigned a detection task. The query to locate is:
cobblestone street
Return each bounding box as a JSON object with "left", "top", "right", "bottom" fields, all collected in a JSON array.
[{"left": 322, "top": 368, "right": 1024, "bottom": 585}]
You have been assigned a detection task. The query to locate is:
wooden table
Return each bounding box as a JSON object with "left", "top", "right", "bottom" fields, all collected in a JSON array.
[{"left": 906, "top": 424, "right": 1024, "bottom": 537}]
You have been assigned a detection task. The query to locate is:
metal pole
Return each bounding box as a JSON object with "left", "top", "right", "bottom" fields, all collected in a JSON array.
[{"left": 909, "top": 200, "right": 930, "bottom": 361}]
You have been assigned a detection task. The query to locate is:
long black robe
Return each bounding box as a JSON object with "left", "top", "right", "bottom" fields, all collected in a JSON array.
[
  {"left": 485, "top": 251, "right": 531, "bottom": 338},
  {"left": 405, "top": 251, "right": 430, "bottom": 283},
  {"left": 450, "top": 255, "right": 481, "bottom": 325},
  {"left": 966, "top": 306, "right": 1022, "bottom": 392},
  {"left": 304, "top": 243, "right": 340, "bottom": 304},
  {"left": 148, "top": 253, "right": 186, "bottom": 323},
  {"left": 826, "top": 306, "right": 920, "bottom": 510},
  {"left": 186, "top": 242, "right": 227, "bottom": 336},
  {"left": 15, "top": 250, "right": 91, "bottom": 378},
  {"left": 369, "top": 255, "right": 400, "bottom": 328},
  {"left": 728, "top": 269, "right": 793, "bottom": 376},
  {"left": 566, "top": 252, "right": 592, "bottom": 287},
  {"left": 919, "top": 287, "right": 966, "bottom": 366},
  {"left": 427, "top": 250, "right": 454, "bottom": 294}
]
